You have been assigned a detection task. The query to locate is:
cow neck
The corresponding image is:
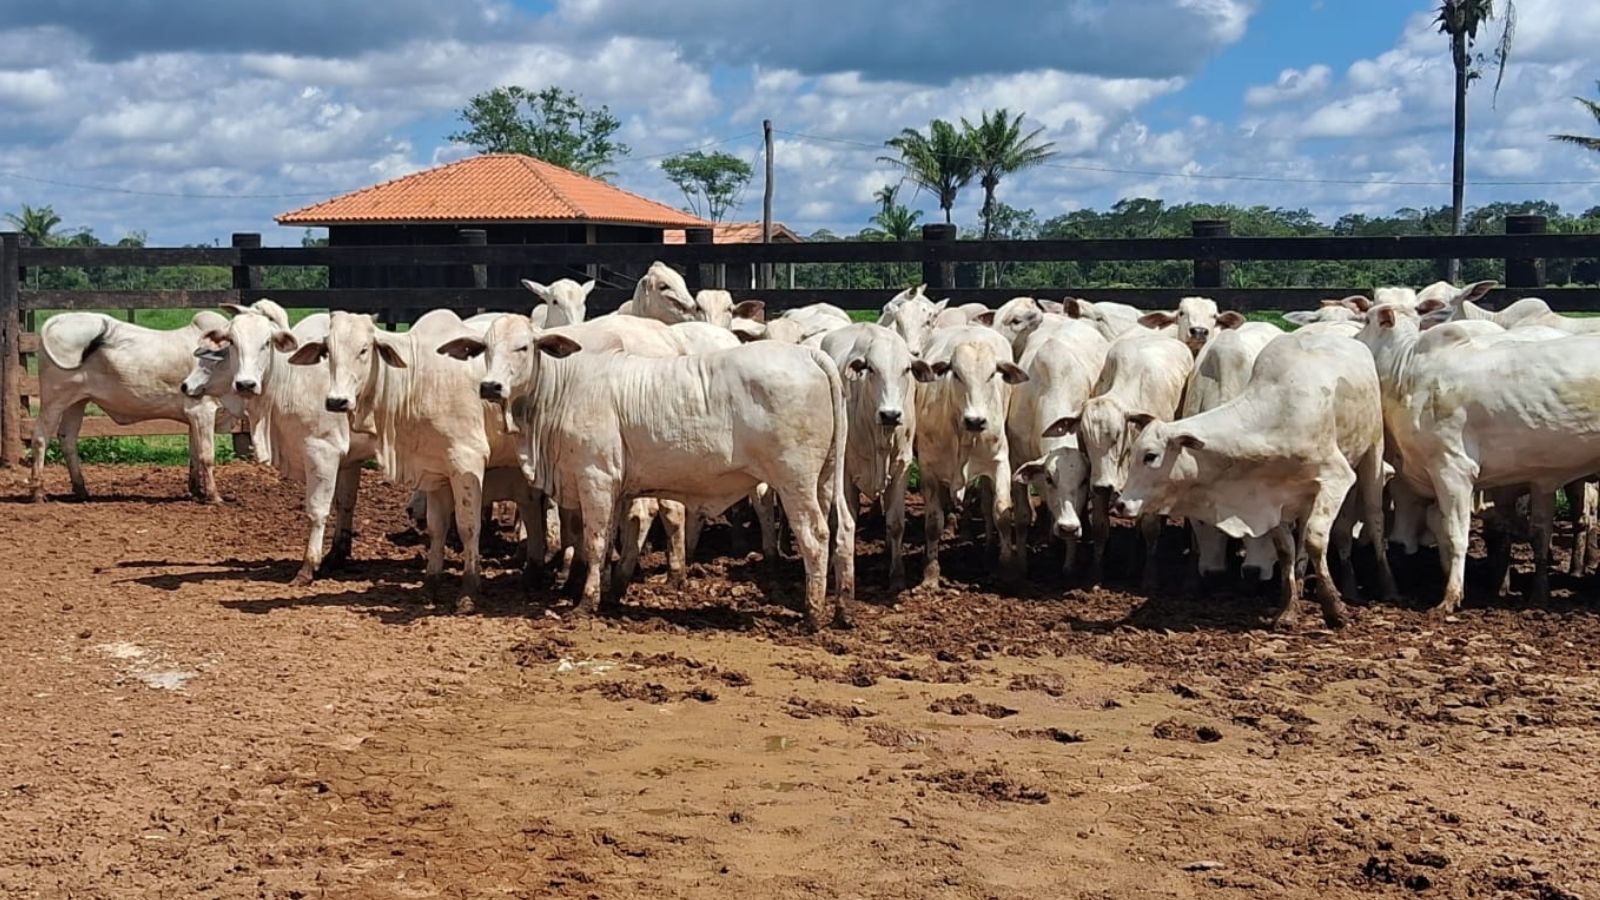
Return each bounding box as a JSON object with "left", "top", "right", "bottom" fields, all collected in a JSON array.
[
  {"left": 363, "top": 334, "right": 415, "bottom": 482},
  {"left": 244, "top": 340, "right": 285, "bottom": 470},
  {"left": 521, "top": 351, "right": 581, "bottom": 492},
  {"left": 1363, "top": 324, "right": 1420, "bottom": 403}
]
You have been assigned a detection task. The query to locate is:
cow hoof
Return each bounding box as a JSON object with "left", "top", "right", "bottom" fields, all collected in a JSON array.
[
  {"left": 29, "top": 489, "right": 46, "bottom": 504},
  {"left": 573, "top": 596, "right": 601, "bottom": 617},
  {"left": 423, "top": 575, "right": 443, "bottom": 604},
  {"left": 71, "top": 489, "right": 90, "bottom": 502},
  {"left": 1321, "top": 606, "right": 1349, "bottom": 629},
  {"left": 887, "top": 575, "right": 906, "bottom": 595},
  {"left": 1269, "top": 610, "right": 1299, "bottom": 632},
  {"left": 453, "top": 595, "right": 476, "bottom": 615},
  {"left": 289, "top": 568, "right": 315, "bottom": 588},
  {"left": 666, "top": 572, "right": 689, "bottom": 591}
]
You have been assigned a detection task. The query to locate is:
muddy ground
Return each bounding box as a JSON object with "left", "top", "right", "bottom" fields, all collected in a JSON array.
[{"left": 1, "top": 463, "right": 1597, "bottom": 899}]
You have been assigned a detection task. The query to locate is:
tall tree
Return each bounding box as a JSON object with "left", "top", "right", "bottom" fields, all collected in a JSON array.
[
  {"left": 1437, "top": 0, "right": 1516, "bottom": 281},
  {"left": 1550, "top": 83, "right": 1600, "bottom": 153},
  {"left": 4, "top": 203, "right": 62, "bottom": 246},
  {"left": 962, "top": 109, "right": 1055, "bottom": 285},
  {"left": 879, "top": 119, "right": 975, "bottom": 225},
  {"left": 868, "top": 184, "right": 923, "bottom": 241},
  {"left": 659, "top": 150, "right": 754, "bottom": 221},
  {"left": 449, "top": 86, "right": 630, "bottom": 179}
]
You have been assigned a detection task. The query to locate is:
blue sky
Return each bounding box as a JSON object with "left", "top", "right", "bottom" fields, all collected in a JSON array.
[{"left": 0, "top": 0, "right": 1596, "bottom": 246}]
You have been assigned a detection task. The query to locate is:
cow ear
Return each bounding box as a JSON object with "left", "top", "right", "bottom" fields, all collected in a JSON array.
[
  {"left": 1062, "top": 299, "right": 1084, "bottom": 319},
  {"left": 909, "top": 360, "right": 937, "bottom": 382},
  {"left": 1138, "top": 311, "right": 1177, "bottom": 328},
  {"left": 733, "top": 299, "right": 766, "bottom": 322},
  {"left": 930, "top": 360, "right": 953, "bottom": 378},
  {"left": 1014, "top": 459, "right": 1047, "bottom": 485},
  {"left": 1216, "top": 311, "right": 1246, "bottom": 330},
  {"left": 1041, "top": 416, "right": 1078, "bottom": 438},
  {"left": 521, "top": 279, "right": 553, "bottom": 303},
  {"left": 973, "top": 310, "right": 996, "bottom": 326},
  {"left": 535, "top": 334, "right": 583, "bottom": 358},
  {"left": 202, "top": 328, "right": 232, "bottom": 347},
  {"left": 1376, "top": 307, "right": 1398, "bottom": 329},
  {"left": 997, "top": 362, "right": 1029, "bottom": 384},
  {"left": 1415, "top": 298, "right": 1447, "bottom": 315},
  {"left": 436, "top": 337, "right": 488, "bottom": 360},
  {"left": 1125, "top": 412, "right": 1156, "bottom": 430},
  {"left": 845, "top": 357, "right": 870, "bottom": 380},
  {"left": 932, "top": 298, "right": 949, "bottom": 312},
  {"left": 287, "top": 341, "right": 326, "bottom": 366},
  {"left": 272, "top": 330, "right": 299, "bottom": 353},
  {"left": 1038, "top": 299, "right": 1064, "bottom": 315},
  {"left": 578, "top": 279, "right": 596, "bottom": 297},
  {"left": 1459, "top": 280, "right": 1497, "bottom": 305},
  {"left": 375, "top": 339, "right": 407, "bottom": 368},
  {"left": 220, "top": 302, "right": 251, "bottom": 318},
  {"left": 1342, "top": 294, "right": 1372, "bottom": 312},
  {"left": 1171, "top": 432, "right": 1206, "bottom": 451},
  {"left": 1283, "top": 311, "right": 1318, "bottom": 326}
]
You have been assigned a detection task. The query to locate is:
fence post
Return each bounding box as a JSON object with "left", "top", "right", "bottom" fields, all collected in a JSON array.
[
  {"left": 0, "top": 232, "right": 21, "bottom": 467},
  {"left": 457, "top": 227, "right": 488, "bottom": 292},
  {"left": 684, "top": 227, "right": 714, "bottom": 293},
  {"left": 921, "top": 223, "right": 957, "bottom": 291},
  {"left": 1191, "top": 219, "right": 1230, "bottom": 291},
  {"left": 227, "top": 233, "right": 263, "bottom": 461},
  {"left": 1504, "top": 214, "right": 1547, "bottom": 290}
]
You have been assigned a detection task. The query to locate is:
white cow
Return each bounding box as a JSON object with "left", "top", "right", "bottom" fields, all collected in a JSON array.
[
  {"left": 1284, "top": 296, "right": 1370, "bottom": 328},
  {"left": 522, "top": 278, "right": 593, "bottom": 328},
  {"left": 1358, "top": 306, "right": 1600, "bottom": 609},
  {"left": 1047, "top": 332, "right": 1194, "bottom": 587},
  {"left": 820, "top": 323, "right": 932, "bottom": 591},
  {"left": 287, "top": 310, "right": 539, "bottom": 612},
  {"left": 619, "top": 262, "right": 764, "bottom": 328},
  {"left": 1006, "top": 318, "right": 1110, "bottom": 575},
  {"left": 508, "top": 335, "right": 850, "bottom": 629},
  {"left": 1114, "top": 331, "right": 1397, "bottom": 629},
  {"left": 749, "top": 303, "right": 853, "bottom": 344},
  {"left": 990, "top": 296, "right": 1057, "bottom": 356},
  {"left": 914, "top": 325, "right": 1030, "bottom": 587},
  {"left": 182, "top": 303, "right": 373, "bottom": 584},
  {"left": 1135, "top": 297, "right": 1225, "bottom": 354},
  {"left": 31, "top": 309, "right": 231, "bottom": 503},
  {"left": 879, "top": 288, "right": 946, "bottom": 358},
  {"left": 1177, "top": 320, "right": 1283, "bottom": 582},
  {"left": 1062, "top": 298, "right": 1147, "bottom": 341}
]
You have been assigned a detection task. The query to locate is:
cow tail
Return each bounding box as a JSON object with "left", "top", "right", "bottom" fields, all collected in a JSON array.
[{"left": 815, "top": 347, "right": 850, "bottom": 561}]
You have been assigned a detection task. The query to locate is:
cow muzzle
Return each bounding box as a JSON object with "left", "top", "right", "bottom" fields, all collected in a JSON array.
[
  {"left": 480, "top": 381, "right": 506, "bottom": 401},
  {"left": 1188, "top": 326, "right": 1210, "bottom": 341},
  {"left": 325, "top": 396, "right": 352, "bottom": 413},
  {"left": 962, "top": 415, "right": 988, "bottom": 433},
  {"left": 878, "top": 408, "right": 903, "bottom": 427},
  {"left": 1111, "top": 497, "right": 1142, "bottom": 518},
  {"left": 1053, "top": 520, "right": 1081, "bottom": 539},
  {"left": 234, "top": 379, "right": 259, "bottom": 395}
]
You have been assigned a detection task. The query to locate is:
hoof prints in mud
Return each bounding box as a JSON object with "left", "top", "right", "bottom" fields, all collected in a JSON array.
[
  {"left": 916, "top": 765, "right": 1049, "bottom": 804},
  {"left": 1152, "top": 718, "right": 1223, "bottom": 743},
  {"left": 583, "top": 681, "right": 717, "bottom": 704},
  {"left": 928, "top": 693, "right": 1017, "bottom": 719},
  {"left": 785, "top": 696, "right": 876, "bottom": 719}
]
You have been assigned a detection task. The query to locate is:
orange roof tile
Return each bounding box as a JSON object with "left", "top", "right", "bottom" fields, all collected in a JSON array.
[
  {"left": 663, "top": 221, "right": 805, "bottom": 244},
  {"left": 277, "top": 154, "right": 710, "bottom": 228}
]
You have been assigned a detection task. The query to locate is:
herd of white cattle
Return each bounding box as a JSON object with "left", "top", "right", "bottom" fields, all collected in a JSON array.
[{"left": 27, "top": 264, "right": 1600, "bottom": 630}]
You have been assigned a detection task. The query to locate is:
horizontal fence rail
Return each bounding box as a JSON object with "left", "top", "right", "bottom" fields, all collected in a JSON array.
[{"left": 3, "top": 214, "right": 1598, "bottom": 465}]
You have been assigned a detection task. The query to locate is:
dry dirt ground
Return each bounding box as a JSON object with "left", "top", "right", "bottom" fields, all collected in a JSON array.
[{"left": 2, "top": 463, "right": 1599, "bottom": 899}]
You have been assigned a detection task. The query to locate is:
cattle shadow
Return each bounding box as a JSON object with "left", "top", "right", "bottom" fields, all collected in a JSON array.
[
  {"left": 118, "top": 556, "right": 423, "bottom": 592},
  {"left": 0, "top": 491, "right": 207, "bottom": 505}
]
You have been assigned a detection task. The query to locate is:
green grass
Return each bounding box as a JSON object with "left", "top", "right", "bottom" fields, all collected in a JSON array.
[{"left": 43, "top": 435, "right": 239, "bottom": 466}]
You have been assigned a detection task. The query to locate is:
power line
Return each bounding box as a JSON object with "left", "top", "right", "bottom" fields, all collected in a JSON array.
[{"left": 776, "top": 128, "right": 1600, "bottom": 188}]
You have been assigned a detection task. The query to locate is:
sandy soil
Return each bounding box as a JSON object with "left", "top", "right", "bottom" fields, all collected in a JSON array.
[{"left": 1, "top": 463, "right": 1597, "bottom": 899}]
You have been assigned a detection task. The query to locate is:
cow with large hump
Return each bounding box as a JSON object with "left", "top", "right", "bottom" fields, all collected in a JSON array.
[
  {"left": 1176, "top": 316, "right": 1282, "bottom": 584},
  {"left": 1359, "top": 304, "right": 1600, "bottom": 610},
  {"left": 1006, "top": 316, "right": 1110, "bottom": 576},
  {"left": 820, "top": 323, "right": 932, "bottom": 591},
  {"left": 286, "top": 310, "right": 541, "bottom": 613},
  {"left": 492, "top": 329, "right": 851, "bottom": 630},
  {"left": 1113, "top": 330, "right": 1398, "bottom": 629},
  {"left": 1045, "top": 332, "right": 1193, "bottom": 587},
  {"left": 31, "top": 308, "right": 232, "bottom": 503},
  {"left": 913, "top": 325, "right": 1030, "bottom": 588},
  {"left": 619, "top": 261, "right": 764, "bottom": 329}
]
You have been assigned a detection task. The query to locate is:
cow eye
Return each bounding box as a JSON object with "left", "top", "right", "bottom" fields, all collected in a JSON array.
[
  {"left": 1045, "top": 475, "right": 1055, "bottom": 486},
  {"left": 514, "top": 344, "right": 529, "bottom": 353},
  {"left": 1143, "top": 451, "right": 1159, "bottom": 464}
]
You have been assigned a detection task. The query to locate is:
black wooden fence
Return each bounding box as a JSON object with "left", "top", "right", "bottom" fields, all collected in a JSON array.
[{"left": 3, "top": 214, "right": 1598, "bottom": 464}]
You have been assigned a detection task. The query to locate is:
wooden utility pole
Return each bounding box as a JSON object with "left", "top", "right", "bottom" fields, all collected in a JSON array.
[{"left": 761, "top": 119, "right": 774, "bottom": 290}]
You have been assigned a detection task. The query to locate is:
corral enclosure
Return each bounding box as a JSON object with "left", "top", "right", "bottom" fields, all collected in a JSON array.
[{"left": 5, "top": 223, "right": 1600, "bottom": 897}]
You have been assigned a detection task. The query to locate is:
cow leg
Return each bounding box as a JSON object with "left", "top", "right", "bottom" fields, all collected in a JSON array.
[
  {"left": 186, "top": 409, "right": 221, "bottom": 504},
  {"left": 1305, "top": 473, "right": 1356, "bottom": 628},
  {"left": 1268, "top": 523, "right": 1300, "bottom": 630},
  {"left": 293, "top": 447, "right": 341, "bottom": 586},
  {"left": 1357, "top": 447, "right": 1399, "bottom": 604},
  {"left": 1088, "top": 487, "right": 1112, "bottom": 586},
  {"left": 423, "top": 487, "right": 452, "bottom": 603},
  {"left": 886, "top": 469, "right": 910, "bottom": 593},
  {"left": 831, "top": 486, "right": 857, "bottom": 611},
  {"left": 574, "top": 490, "right": 618, "bottom": 615},
  {"left": 1330, "top": 493, "right": 1360, "bottom": 603},
  {"left": 921, "top": 478, "right": 946, "bottom": 589},
  {"left": 31, "top": 396, "right": 84, "bottom": 502},
  {"left": 977, "top": 479, "right": 998, "bottom": 555},
  {"left": 448, "top": 470, "right": 485, "bottom": 614},
  {"left": 752, "top": 485, "right": 780, "bottom": 564},
  {"left": 1138, "top": 513, "right": 1161, "bottom": 593},
  {"left": 1193, "top": 523, "right": 1229, "bottom": 588},
  {"left": 1011, "top": 482, "right": 1033, "bottom": 574},
  {"left": 514, "top": 487, "right": 546, "bottom": 590},
  {"left": 659, "top": 500, "right": 689, "bottom": 590},
  {"left": 1241, "top": 535, "right": 1277, "bottom": 587},
  {"left": 1565, "top": 479, "right": 1596, "bottom": 577},
  {"left": 1481, "top": 488, "right": 1519, "bottom": 597},
  {"left": 58, "top": 402, "right": 90, "bottom": 501},
  {"left": 615, "top": 498, "right": 655, "bottom": 592},
  {"left": 1528, "top": 488, "right": 1556, "bottom": 606},
  {"left": 778, "top": 484, "right": 834, "bottom": 631},
  {"left": 1430, "top": 466, "right": 1477, "bottom": 614},
  {"left": 685, "top": 512, "right": 705, "bottom": 564},
  {"left": 326, "top": 463, "right": 361, "bottom": 571}
]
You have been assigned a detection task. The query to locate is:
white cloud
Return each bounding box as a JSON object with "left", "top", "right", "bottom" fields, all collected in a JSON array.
[{"left": 1244, "top": 64, "right": 1331, "bottom": 107}]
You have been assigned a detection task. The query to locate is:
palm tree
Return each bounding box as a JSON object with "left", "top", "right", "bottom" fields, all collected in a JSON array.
[
  {"left": 879, "top": 119, "right": 975, "bottom": 225},
  {"left": 962, "top": 109, "right": 1056, "bottom": 285},
  {"left": 1437, "top": 0, "right": 1516, "bottom": 281},
  {"left": 869, "top": 184, "right": 923, "bottom": 240},
  {"left": 4, "top": 203, "right": 62, "bottom": 246},
  {"left": 1550, "top": 83, "right": 1600, "bottom": 153}
]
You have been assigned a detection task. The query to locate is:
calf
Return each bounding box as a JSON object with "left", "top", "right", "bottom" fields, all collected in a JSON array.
[
  {"left": 1047, "top": 333, "right": 1193, "bottom": 586},
  {"left": 32, "top": 310, "right": 230, "bottom": 502},
  {"left": 1115, "top": 331, "right": 1397, "bottom": 629},
  {"left": 522, "top": 277, "right": 593, "bottom": 328},
  {"left": 914, "top": 325, "right": 1030, "bottom": 587},
  {"left": 511, "top": 335, "right": 850, "bottom": 629},
  {"left": 820, "top": 323, "right": 932, "bottom": 590}
]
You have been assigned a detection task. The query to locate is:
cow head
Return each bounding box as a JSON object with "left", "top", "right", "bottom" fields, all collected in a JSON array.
[
  {"left": 436, "top": 313, "right": 534, "bottom": 403},
  {"left": 288, "top": 312, "right": 403, "bottom": 420},
  {"left": 634, "top": 262, "right": 699, "bottom": 323},
  {"left": 842, "top": 328, "right": 929, "bottom": 430},
  {"left": 184, "top": 307, "right": 297, "bottom": 399},
  {"left": 878, "top": 290, "right": 945, "bottom": 357},
  {"left": 1049, "top": 399, "right": 1155, "bottom": 498},
  {"left": 1014, "top": 446, "right": 1090, "bottom": 540},
  {"left": 992, "top": 296, "right": 1049, "bottom": 348},
  {"left": 925, "top": 338, "right": 1027, "bottom": 436},
  {"left": 521, "top": 278, "right": 594, "bottom": 328},
  {"left": 1139, "top": 297, "right": 1220, "bottom": 353},
  {"left": 1111, "top": 418, "right": 1206, "bottom": 519}
]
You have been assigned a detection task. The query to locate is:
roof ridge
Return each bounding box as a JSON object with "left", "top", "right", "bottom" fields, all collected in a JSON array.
[
  {"left": 518, "top": 156, "right": 582, "bottom": 219},
  {"left": 276, "top": 155, "right": 476, "bottom": 220}
]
